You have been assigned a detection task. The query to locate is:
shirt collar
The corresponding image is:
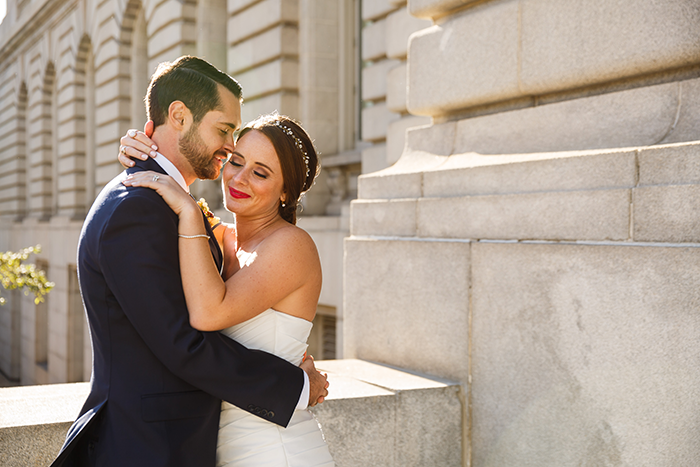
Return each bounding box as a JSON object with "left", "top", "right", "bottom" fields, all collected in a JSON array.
[{"left": 152, "top": 152, "right": 189, "bottom": 193}]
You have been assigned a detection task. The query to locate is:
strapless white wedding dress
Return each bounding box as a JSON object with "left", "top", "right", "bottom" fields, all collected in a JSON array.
[{"left": 217, "top": 309, "right": 335, "bottom": 467}]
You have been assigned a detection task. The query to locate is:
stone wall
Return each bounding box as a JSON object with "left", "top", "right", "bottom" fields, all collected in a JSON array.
[
  {"left": 1, "top": 360, "right": 463, "bottom": 467},
  {"left": 345, "top": 1, "right": 700, "bottom": 465}
]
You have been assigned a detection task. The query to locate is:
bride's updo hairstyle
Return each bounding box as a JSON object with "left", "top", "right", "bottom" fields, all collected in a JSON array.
[{"left": 236, "top": 114, "right": 319, "bottom": 225}]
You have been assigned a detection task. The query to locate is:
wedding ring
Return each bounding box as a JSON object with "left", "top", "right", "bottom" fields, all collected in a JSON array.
[
  {"left": 120, "top": 146, "right": 126, "bottom": 154},
  {"left": 128, "top": 129, "right": 137, "bottom": 138},
  {"left": 153, "top": 175, "right": 160, "bottom": 182}
]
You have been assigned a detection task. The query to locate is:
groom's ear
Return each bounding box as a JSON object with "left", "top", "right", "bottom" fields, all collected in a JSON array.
[
  {"left": 144, "top": 120, "right": 154, "bottom": 138},
  {"left": 167, "top": 101, "right": 192, "bottom": 133}
]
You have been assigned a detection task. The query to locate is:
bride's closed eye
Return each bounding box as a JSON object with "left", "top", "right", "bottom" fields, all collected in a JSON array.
[{"left": 229, "top": 159, "right": 269, "bottom": 179}]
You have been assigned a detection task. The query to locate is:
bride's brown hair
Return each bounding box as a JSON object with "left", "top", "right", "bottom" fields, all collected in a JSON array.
[{"left": 236, "top": 114, "right": 319, "bottom": 224}]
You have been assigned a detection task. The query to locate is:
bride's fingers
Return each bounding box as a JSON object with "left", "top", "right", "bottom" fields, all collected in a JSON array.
[
  {"left": 118, "top": 145, "right": 140, "bottom": 167},
  {"left": 119, "top": 130, "right": 158, "bottom": 161},
  {"left": 122, "top": 171, "right": 173, "bottom": 188},
  {"left": 122, "top": 129, "right": 158, "bottom": 152}
]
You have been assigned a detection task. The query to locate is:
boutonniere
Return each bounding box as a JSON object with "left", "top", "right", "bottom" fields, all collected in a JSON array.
[{"left": 197, "top": 198, "right": 222, "bottom": 229}]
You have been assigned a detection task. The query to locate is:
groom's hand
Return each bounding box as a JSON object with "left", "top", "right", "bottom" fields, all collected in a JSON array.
[{"left": 300, "top": 355, "right": 329, "bottom": 407}]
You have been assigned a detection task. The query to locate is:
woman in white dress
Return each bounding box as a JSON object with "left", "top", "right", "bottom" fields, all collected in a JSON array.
[{"left": 121, "top": 113, "right": 335, "bottom": 467}]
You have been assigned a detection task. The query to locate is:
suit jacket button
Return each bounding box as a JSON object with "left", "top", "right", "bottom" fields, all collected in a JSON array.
[
  {"left": 247, "top": 405, "right": 255, "bottom": 411},
  {"left": 267, "top": 411, "right": 275, "bottom": 418}
]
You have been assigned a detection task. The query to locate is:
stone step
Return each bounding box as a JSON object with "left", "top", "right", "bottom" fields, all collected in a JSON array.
[{"left": 0, "top": 359, "right": 462, "bottom": 467}]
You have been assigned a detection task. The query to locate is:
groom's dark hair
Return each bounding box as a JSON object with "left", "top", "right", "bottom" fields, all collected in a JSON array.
[{"left": 145, "top": 55, "right": 242, "bottom": 128}]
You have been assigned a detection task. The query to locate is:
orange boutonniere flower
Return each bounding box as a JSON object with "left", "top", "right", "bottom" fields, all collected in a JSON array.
[{"left": 197, "top": 198, "right": 221, "bottom": 229}]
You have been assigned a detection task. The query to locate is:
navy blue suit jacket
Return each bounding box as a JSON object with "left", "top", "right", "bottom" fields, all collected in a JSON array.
[{"left": 50, "top": 158, "right": 303, "bottom": 466}]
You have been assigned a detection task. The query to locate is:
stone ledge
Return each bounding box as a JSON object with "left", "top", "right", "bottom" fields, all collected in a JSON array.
[
  {"left": 1, "top": 360, "right": 462, "bottom": 467},
  {"left": 359, "top": 139, "right": 700, "bottom": 200}
]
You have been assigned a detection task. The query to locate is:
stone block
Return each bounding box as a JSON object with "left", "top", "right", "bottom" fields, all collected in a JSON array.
[
  {"left": 314, "top": 359, "right": 462, "bottom": 467},
  {"left": 404, "top": 120, "right": 455, "bottom": 157},
  {"left": 386, "top": 115, "right": 431, "bottom": 165},
  {"left": 239, "top": 91, "right": 299, "bottom": 124},
  {"left": 470, "top": 242, "right": 700, "bottom": 466},
  {"left": 637, "top": 141, "right": 700, "bottom": 186},
  {"left": 300, "top": 55, "right": 339, "bottom": 89},
  {"left": 361, "top": 101, "right": 400, "bottom": 142},
  {"left": 297, "top": 217, "right": 345, "bottom": 309},
  {"left": 409, "top": 0, "right": 479, "bottom": 20},
  {"left": 312, "top": 376, "right": 397, "bottom": 466},
  {"left": 147, "top": 2, "right": 189, "bottom": 36},
  {"left": 408, "top": 1, "right": 520, "bottom": 116},
  {"left": 386, "top": 61, "right": 407, "bottom": 113},
  {"left": 95, "top": 164, "right": 121, "bottom": 189},
  {"left": 228, "top": 0, "right": 298, "bottom": 45},
  {"left": 358, "top": 170, "right": 422, "bottom": 200},
  {"left": 423, "top": 149, "right": 637, "bottom": 198},
  {"left": 0, "top": 382, "right": 89, "bottom": 466},
  {"left": 361, "top": 0, "right": 397, "bottom": 21},
  {"left": 361, "top": 143, "right": 389, "bottom": 174},
  {"left": 520, "top": 0, "right": 700, "bottom": 95},
  {"left": 228, "top": 0, "right": 258, "bottom": 15},
  {"left": 386, "top": 6, "right": 431, "bottom": 60},
  {"left": 344, "top": 237, "right": 471, "bottom": 384},
  {"left": 228, "top": 26, "right": 298, "bottom": 74},
  {"left": 663, "top": 78, "right": 700, "bottom": 145},
  {"left": 361, "top": 59, "right": 400, "bottom": 102},
  {"left": 350, "top": 198, "right": 417, "bottom": 237},
  {"left": 452, "top": 80, "right": 684, "bottom": 155},
  {"left": 149, "top": 24, "right": 195, "bottom": 60},
  {"left": 633, "top": 184, "right": 700, "bottom": 243},
  {"left": 356, "top": 122, "right": 452, "bottom": 200},
  {"left": 234, "top": 59, "right": 299, "bottom": 100},
  {"left": 417, "top": 189, "right": 631, "bottom": 241},
  {"left": 362, "top": 18, "right": 387, "bottom": 61}
]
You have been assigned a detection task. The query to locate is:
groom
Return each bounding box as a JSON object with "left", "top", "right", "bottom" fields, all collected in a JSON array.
[{"left": 50, "top": 56, "right": 328, "bottom": 466}]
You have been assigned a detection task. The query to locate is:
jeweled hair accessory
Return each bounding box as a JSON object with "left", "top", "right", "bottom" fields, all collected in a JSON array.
[{"left": 272, "top": 120, "right": 310, "bottom": 178}]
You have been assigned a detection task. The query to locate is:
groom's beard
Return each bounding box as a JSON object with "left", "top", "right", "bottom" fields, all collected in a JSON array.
[{"left": 179, "top": 124, "right": 223, "bottom": 180}]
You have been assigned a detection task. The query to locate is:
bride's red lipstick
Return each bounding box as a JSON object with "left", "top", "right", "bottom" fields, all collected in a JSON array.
[{"left": 229, "top": 187, "right": 250, "bottom": 199}]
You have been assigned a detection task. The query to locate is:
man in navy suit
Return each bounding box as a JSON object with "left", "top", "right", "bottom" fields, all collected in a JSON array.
[{"left": 50, "top": 56, "right": 328, "bottom": 466}]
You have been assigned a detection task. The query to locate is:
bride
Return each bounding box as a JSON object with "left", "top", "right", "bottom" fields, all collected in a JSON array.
[{"left": 121, "top": 113, "right": 335, "bottom": 467}]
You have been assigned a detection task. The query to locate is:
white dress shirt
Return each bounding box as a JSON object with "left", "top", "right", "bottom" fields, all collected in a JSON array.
[{"left": 152, "top": 153, "right": 310, "bottom": 410}]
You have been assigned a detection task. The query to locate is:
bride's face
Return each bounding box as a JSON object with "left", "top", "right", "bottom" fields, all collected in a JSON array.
[{"left": 222, "top": 129, "right": 285, "bottom": 218}]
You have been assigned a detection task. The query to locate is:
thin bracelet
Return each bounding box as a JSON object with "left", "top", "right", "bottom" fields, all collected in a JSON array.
[{"left": 178, "top": 234, "right": 210, "bottom": 239}]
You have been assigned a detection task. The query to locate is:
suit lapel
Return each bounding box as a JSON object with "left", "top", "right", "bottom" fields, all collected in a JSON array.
[{"left": 190, "top": 193, "right": 224, "bottom": 275}]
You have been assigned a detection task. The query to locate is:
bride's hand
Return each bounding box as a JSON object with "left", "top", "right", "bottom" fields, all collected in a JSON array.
[
  {"left": 118, "top": 122, "right": 158, "bottom": 168},
  {"left": 122, "top": 171, "right": 198, "bottom": 217}
]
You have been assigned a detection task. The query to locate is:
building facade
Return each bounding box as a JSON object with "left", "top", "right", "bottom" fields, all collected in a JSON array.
[{"left": 0, "top": 0, "right": 428, "bottom": 386}]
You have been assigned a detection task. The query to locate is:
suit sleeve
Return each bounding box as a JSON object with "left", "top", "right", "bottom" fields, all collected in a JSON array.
[{"left": 99, "top": 188, "right": 303, "bottom": 426}]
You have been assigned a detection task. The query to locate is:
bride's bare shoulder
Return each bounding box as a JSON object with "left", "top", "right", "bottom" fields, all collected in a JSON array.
[{"left": 265, "top": 223, "right": 319, "bottom": 257}]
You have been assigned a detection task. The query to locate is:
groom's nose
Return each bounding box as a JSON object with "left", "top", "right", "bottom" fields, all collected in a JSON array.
[{"left": 223, "top": 134, "right": 235, "bottom": 155}]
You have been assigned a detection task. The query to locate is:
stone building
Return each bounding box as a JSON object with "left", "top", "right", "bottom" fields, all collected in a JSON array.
[
  {"left": 0, "top": 0, "right": 427, "bottom": 386},
  {"left": 3, "top": 0, "right": 700, "bottom": 465}
]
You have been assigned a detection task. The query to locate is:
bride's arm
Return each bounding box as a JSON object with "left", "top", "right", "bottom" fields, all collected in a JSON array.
[{"left": 122, "top": 171, "right": 321, "bottom": 331}]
